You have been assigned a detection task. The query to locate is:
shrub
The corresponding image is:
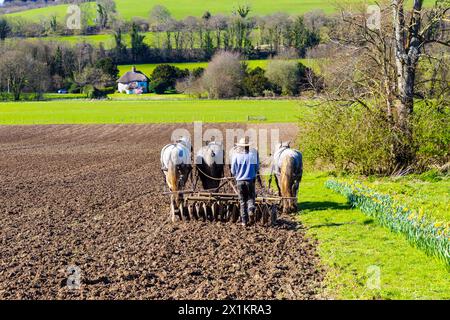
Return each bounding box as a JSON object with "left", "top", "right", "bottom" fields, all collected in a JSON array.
[
  {"left": 95, "top": 57, "right": 119, "bottom": 79},
  {"left": 242, "top": 67, "right": 272, "bottom": 97},
  {"left": 83, "top": 84, "right": 96, "bottom": 99},
  {"left": 69, "top": 83, "right": 82, "bottom": 94},
  {"left": 412, "top": 102, "right": 450, "bottom": 170},
  {"left": 266, "top": 60, "right": 303, "bottom": 95},
  {"left": 263, "top": 89, "right": 276, "bottom": 98},
  {"left": 299, "top": 102, "right": 394, "bottom": 174},
  {"left": 175, "top": 76, "right": 204, "bottom": 98},
  {"left": 191, "top": 67, "right": 205, "bottom": 79},
  {"left": 150, "top": 64, "right": 189, "bottom": 94},
  {"left": 201, "top": 51, "right": 244, "bottom": 99},
  {"left": 83, "top": 85, "right": 114, "bottom": 99},
  {"left": 299, "top": 100, "right": 450, "bottom": 174}
]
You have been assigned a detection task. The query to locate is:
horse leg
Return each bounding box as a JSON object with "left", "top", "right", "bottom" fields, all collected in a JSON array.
[
  {"left": 170, "top": 195, "right": 178, "bottom": 222},
  {"left": 274, "top": 175, "right": 281, "bottom": 197},
  {"left": 291, "top": 183, "right": 299, "bottom": 213},
  {"left": 274, "top": 175, "right": 288, "bottom": 213}
]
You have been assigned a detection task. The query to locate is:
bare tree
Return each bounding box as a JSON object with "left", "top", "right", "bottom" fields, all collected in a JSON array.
[
  {"left": 260, "top": 13, "right": 289, "bottom": 52},
  {"left": 201, "top": 51, "right": 244, "bottom": 98},
  {"left": 73, "top": 66, "right": 115, "bottom": 89},
  {"left": 149, "top": 4, "right": 172, "bottom": 50},
  {"left": 96, "top": 0, "right": 116, "bottom": 29},
  {"left": 303, "top": 9, "right": 327, "bottom": 32},
  {"left": 182, "top": 16, "right": 199, "bottom": 51},
  {"left": 391, "top": 0, "right": 449, "bottom": 160},
  {"left": 149, "top": 4, "right": 172, "bottom": 28},
  {"left": 0, "top": 50, "right": 48, "bottom": 100},
  {"left": 209, "top": 14, "right": 228, "bottom": 50},
  {"left": 320, "top": 0, "right": 450, "bottom": 167}
]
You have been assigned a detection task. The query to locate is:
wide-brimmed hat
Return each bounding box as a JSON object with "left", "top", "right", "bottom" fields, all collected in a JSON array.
[{"left": 235, "top": 137, "right": 251, "bottom": 147}]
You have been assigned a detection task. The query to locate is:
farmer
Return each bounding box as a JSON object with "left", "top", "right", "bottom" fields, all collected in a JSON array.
[{"left": 231, "top": 137, "right": 260, "bottom": 226}]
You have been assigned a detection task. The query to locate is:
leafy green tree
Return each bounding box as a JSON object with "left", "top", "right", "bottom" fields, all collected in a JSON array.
[
  {"left": 242, "top": 67, "right": 272, "bottom": 97},
  {"left": 150, "top": 64, "right": 189, "bottom": 94},
  {"left": 266, "top": 60, "right": 308, "bottom": 95},
  {"left": 52, "top": 46, "right": 65, "bottom": 78},
  {"left": 191, "top": 67, "right": 205, "bottom": 79},
  {"left": 0, "top": 17, "right": 10, "bottom": 41},
  {"left": 130, "top": 23, "right": 148, "bottom": 62},
  {"left": 291, "top": 16, "right": 319, "bottom": 56},
  {"left": 230, "top": 5, "right": 252, "bottom": 52},
  {"left": 95, "top": 57, "right": 119, "bottom": 79},
  {"left": 49, "top": 15, "right": 58, "bottom": 33},
  {"left": 112, "top": 28, "right": 127, "bottom": 61}
]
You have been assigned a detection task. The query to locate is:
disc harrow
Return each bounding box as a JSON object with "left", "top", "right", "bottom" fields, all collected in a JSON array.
[{"left": 165, "top": 189, "right": 283, "bottom": 226}]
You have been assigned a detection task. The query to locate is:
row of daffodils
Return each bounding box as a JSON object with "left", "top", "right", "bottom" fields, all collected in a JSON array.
[{"left": 325, "top": 179, "right": 450, "bottom": 267}]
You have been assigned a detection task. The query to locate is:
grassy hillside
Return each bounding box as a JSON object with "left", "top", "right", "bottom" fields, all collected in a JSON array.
[
  {"left": 298, "top": 172, "right": 450, "bottom": 299},
  {"left": 5, "top": 2, "right": 96, "bottom": 23},
  {"left": 17, "top": 32, "right": 155, "bottom": 50},
  {"left": 5, "top": 0, "right": 367, "bottom": 22},
  {"left": 0, "top": 99, "right": 307, "bottom": 124}
]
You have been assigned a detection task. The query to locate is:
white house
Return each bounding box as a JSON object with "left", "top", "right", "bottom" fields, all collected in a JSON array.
[{"left": 117, "top": 66, "right": 149, "bottom": 94}]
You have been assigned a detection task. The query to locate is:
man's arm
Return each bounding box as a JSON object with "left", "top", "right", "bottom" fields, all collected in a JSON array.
[
  {"left": 256, "top": 152, "right": 260, "bottom": 172},
  {"left": 231, "top": 155, "right": 237, "bottom": 176}
]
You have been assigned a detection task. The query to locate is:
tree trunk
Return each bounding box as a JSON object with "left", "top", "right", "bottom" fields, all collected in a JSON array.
[{"left": 391, "top": 0, "right": 423, "bottom": 166}]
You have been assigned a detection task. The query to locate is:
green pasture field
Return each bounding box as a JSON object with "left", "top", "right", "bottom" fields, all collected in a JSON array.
[
  {"left": 0, "top": 94, "right": 447, "bottom": 299},
  {"left": 107, "top": 93, "right": 195, "bottom": 100},
  {"left": 5, "top": 0, "right": 370, "bottom": 22},
  {"left": 43, "top": 93, "right": 87, "bottom": 100},
  {"left": 0, "top": 93, "right": 87, "bottom": 101},
  {"left": 16, "top": 32, "right": 156, "bottom": 50},
  {"left": 118, "top": 59, "right": 320, "bottom": 76},
  {"left": 0, "top": 99, "right": 306, "bottom": 124},
  {"left": 5, "top": 2, "right": 97, "bottom": 24},
  {"left": 298, "top": 172, "right": 450, "bottom": 299}
]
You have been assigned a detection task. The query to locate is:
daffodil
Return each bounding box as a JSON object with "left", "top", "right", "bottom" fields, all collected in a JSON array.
[{"left": 434, "top": 222, "right": 443, "bottom": 228}]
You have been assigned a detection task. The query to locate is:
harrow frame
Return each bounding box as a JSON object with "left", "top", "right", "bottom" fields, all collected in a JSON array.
[{"left": 164, "top": 179, "right": 289, "bottom": 226}]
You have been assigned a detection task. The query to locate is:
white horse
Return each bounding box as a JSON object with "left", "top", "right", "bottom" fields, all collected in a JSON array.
[
  {"left": 270, "top": 142, "right": 303, "bottom": 213},
  {"left": 160, "top": 137, "right": 192, "bottom": 221},
  {"left": 195, "top": 140, "right": 224, "bottom": 191}
]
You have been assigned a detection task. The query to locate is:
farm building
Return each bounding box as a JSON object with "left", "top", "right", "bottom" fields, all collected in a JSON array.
[{"left": 117, "top": 66, "right": 149, "bottom": 94}]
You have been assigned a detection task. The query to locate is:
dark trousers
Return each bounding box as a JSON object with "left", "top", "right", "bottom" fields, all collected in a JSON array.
[{"left": 237, "top": 179, "right": 256, "bottom": 223}]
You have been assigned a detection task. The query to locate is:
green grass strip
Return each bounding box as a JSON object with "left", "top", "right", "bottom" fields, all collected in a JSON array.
[{"left": 325, "top": 179, "right": 450, "bottom": 267}]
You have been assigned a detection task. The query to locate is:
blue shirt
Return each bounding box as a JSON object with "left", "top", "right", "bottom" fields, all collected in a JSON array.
[{"left": 231, "top": 149, "right": 259, "bottom": 181}]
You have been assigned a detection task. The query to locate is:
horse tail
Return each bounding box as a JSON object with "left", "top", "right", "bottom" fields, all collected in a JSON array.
[
  {"left": 167, "top": 150, "right": 178, "bottom": 190},
  {"left": 280, "top": 155, "right": 294, "bottom": 195},
  {"left": 281, "top": 154, "right": 299, "bottom": 213}
]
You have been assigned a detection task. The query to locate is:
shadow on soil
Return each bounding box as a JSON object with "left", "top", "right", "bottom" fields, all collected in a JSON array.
[{"left": 274, "top": 218, "right": 300, "bottom": 231}]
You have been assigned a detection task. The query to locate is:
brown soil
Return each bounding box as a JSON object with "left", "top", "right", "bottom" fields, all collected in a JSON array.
[{"left": 0, "top": 124, "right": 323, "bottom": 299}]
